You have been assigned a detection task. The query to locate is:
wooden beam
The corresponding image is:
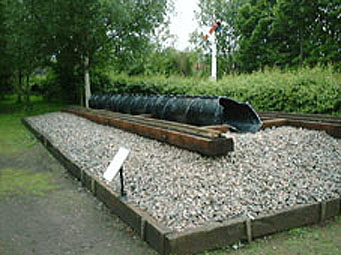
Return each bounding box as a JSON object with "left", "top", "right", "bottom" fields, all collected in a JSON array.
[
  {"left": 201, "top": 125, "right": 232, "bottom": 133},
  {"left": 62, "top": 107, "right": 234, "bottom": 156},
  {"left": 259, "top": 111, "right": 341, "bottom": 124},
  {"left": 68, "top": 106, "right": 222, "bottom": 139},
  {"left": 261, "top": 119, "right": 288, "bottom": 129},
  {"left": 287, "top": 120, "right": 341, "bottom": 138}
]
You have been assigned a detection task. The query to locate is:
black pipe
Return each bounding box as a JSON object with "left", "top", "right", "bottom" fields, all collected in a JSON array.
[{"left": 89, "top": 94, "right": 262, "bottom": 133}]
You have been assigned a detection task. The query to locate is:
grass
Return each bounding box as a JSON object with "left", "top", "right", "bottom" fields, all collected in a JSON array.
[
  {"left": 0, "top": 95, "right": 66, "bottom": 155},
  {"left": 201, "top": 218, "right": 341, "bottom": 255},
  {"left": 0, "top": 168, "right": 57, "bottom": 198},
  {"left": 0, "top": 95, "right": 66, "bottom": 197}
]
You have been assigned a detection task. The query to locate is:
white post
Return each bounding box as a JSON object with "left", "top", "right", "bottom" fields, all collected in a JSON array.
[
  {"left": 84, "top": 55, "right": 91, "bottom": 108},
  {"left": 211, "top": 31, "right": 217, "bottom": 81}
]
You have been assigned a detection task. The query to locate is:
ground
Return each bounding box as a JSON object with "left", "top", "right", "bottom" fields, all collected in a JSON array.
[{"left": 0, "top": 96, "right": 340, "bottom": 255}]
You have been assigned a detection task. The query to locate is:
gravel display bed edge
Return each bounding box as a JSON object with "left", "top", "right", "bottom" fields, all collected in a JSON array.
[{"left": 26, "top": 112, "right": 341, "bottom": 232}]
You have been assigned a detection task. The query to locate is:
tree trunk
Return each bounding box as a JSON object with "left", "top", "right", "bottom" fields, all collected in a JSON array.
[
  {"left": 84, "top": 55, "right": 91, "bottom": 108},
  {"left": 80, "top": 84, "right": 84, "bottom": 106},
  {"left": 299, "top": 28, "right": 304, "bottom": 66},
  {"left": 25, "top": 74, "right": 30, "bottom": 104},
  {"left": 17, "top": 70, "right": 22, "bottom": 103}
]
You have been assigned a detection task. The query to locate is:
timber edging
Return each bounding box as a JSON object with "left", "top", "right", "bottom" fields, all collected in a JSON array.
[
  {"left": 62, "top": 107, "right": 234, "bottom": 156},
  {"left": 22, "top": 116, "right": 340, "bottom": 255},
  {"left": 260, "top": 112, "right": 341, "bottom": 138}
]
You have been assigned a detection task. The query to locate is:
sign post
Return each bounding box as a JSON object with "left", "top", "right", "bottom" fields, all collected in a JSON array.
[
  {"left": 204, "top": 21, "right": 221, "bottom": 82},
  {"left": 119, "top": 167, "right": 125, "bottom": 197},
  {"left": 211, "top": 31, "right": 217, "bottom": 81}
]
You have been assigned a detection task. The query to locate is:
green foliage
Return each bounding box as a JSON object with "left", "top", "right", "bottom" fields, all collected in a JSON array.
[
  {"left": 1, "top": 0, "right": 43, "bottom": 103},
  {"left": 234, "top": 0, "right": 341, "bottom": 72},
  {"left": 195, "top": 0, "right": 341, "bottom": 73},
  {"left": 235, "top": 0, "right": 278, "bottom": 72},
  {"left": 219, "top": 67, "right": 341, "bottom": 114},
  {"left": 90, "top": 67, "right": 112, "bottom": 95},
  {"left": 0, "top": 0, "right": 12, "bottom": 97},
  {"left": 105, "top": 67, "right": 340, "bottom": 115},
  {"left": 40, "top": 71, "right": 66, "bottom": 102},
  {"left": 0, "top": 0, "right": 170, "bottom": 104},
  {"left": 143, "top": 48, "right": 196, "bottom": 77},
  {"left": 193, "top": 0, "right": 249, "bottom": 75}
]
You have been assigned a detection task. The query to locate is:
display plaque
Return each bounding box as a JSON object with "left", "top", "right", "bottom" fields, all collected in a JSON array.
[{"left": 103, "top": 147, "right": 130, "bottom": 182}]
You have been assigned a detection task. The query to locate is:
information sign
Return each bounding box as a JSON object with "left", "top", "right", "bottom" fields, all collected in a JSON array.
[{"left": 103, "top": 147, "right": 130, "bottom": 182}]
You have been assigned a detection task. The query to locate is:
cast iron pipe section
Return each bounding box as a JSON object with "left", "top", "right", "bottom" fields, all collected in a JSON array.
[{"left": 89, "top": 94, "right": 262, "bottom": 133}]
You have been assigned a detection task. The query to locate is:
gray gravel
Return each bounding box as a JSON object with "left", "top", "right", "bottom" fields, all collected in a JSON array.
[{"left": 26, "top": 112, "right": 341, "bottom": 232}]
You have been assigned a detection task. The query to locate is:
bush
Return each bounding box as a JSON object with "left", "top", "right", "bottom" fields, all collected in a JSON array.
[{"left": 103, "top": 67, "right": 340, "bottom": 115}]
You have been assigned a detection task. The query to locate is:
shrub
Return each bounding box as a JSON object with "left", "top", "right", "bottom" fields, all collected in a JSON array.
[{"left": 103, "top": 67, "right": 340, "bottom": 115}]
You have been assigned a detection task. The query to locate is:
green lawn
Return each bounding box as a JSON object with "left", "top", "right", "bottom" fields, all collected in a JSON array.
[
  {"left": 0, "top": 95, "right": 66, "bottom": 154},
  {"left": 204, "top": 218, "right": 340, "bottom": 255},
  {"left": 0, "top": 95, "right": 65, "bottom": 198}
]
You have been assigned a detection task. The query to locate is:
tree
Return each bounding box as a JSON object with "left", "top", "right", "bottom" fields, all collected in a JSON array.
[
  {"left": 271, "top": 0, "right": 340, "bottom": 68},
  {"left": 307, "top": 0, "right": 341, "bottom": 67},
  {"left": 0, "top": 0, "right": 12, "bottom": 98},
  {"left": 234, "top": 0, "right": 278, "bottom": 72},
  {"left": 271, "top": 0, "right": 319, "bottom": 66},
  {"left": 194, "top": 0, "right": 250, "bottom": 75},
  {"left": 49, "top": 0, "right": 169, "bottom": 106},
  {"left": 1, "top": 0, "right": 170, "bottom": 105},
  {"left": 2, "top": 0, "right": 44, "bottom": 103},
  {"left": 144, "top": 47, "right": 195, "bottom": 76},
  {"left": 234, "top": 0, "right": 341, "bottom": 72}
]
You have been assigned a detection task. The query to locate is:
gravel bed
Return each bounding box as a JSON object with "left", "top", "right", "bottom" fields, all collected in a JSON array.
[{"left": 26, "top": 112, "right": 341, "bottom": 232}]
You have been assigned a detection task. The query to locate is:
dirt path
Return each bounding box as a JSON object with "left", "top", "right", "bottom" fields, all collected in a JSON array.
[{"left": 0, "top": 142, "right": 157, "bottom": 255}]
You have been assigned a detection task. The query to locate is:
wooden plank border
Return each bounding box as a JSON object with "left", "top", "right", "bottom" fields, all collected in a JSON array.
[
  {"left": 261, "top": 118, "right": 341, "bottom": 138},
  {"left": 287, "top": 119, "right": 341, "bottom": 138},
  {"left": 259, "top": 112, "right": 341, "bottom": 138},
  {"left": 164, "top": 198, "right": 340, "bottom": 255},
  {"left": 259, "top": 111, "right": 341, "bottom": 124},
  {"left": 62, "top": 108, "right": 234, "bottom": 156},
  {"left": 22, "top": 117, "right": 340, "bottom": 255}
]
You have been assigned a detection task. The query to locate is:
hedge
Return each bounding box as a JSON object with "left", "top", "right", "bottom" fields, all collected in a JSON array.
[{"left": 102, "top": 67, "right": 340, "bottom": 115}]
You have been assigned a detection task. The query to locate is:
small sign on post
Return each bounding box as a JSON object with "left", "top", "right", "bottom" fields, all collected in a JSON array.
[{"left": 103, "top": 147, "right": 130, "bottom": 197}]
